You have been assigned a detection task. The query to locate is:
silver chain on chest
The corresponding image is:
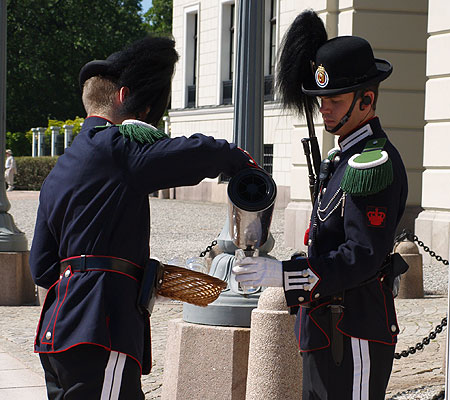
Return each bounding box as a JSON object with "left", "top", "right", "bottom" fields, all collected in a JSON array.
[{"left": 316, "top": 188, "right": 346, "bottom": 222}]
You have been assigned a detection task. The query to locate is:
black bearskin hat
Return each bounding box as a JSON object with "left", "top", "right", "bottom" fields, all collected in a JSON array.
[{"left": 79, "top": 36, "right": 179, "bottom": 126}]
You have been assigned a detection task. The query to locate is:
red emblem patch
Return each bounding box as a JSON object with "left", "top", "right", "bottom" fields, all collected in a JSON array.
[{"left": 366, "top": 206, "right": 387, "bottom": 228}]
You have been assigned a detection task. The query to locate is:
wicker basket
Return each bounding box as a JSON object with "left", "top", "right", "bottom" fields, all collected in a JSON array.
[{"left": 157, "top": 264, "right": 227, "bottom": 307}]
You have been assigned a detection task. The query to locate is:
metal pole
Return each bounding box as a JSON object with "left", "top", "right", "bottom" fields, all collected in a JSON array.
[
  {"left": 233, "top": 0, "right": 264, "bottom": 166},
  {"left": 0, "top": 0, "right": 27, "bottom": 251},
  {"left": 183, "top": 0, "right": 268, "bottom": 328}
]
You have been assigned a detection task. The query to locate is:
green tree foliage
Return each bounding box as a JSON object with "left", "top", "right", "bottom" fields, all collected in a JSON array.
[
  {"left": 6, "top": 0, "right": 147, "bottom": 133},
  {"left": 5, "top": 131, "right": 31, "bottom": 156},
  {"left": 143, "top": 0, "right": 173, "bottom": 36}
]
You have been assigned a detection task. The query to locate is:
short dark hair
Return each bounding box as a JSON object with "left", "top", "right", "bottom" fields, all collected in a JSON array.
[{"left": 113, "top": 36, "right": 179, "bottom": 126}]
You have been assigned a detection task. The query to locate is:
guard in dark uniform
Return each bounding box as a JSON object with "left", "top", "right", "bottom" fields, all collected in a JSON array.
[
  {"left": 233, "top": 10, "right": 408, "bottom": 399},
  {"left": 29, "top": 36, "right": 256, "bottom": 399}
]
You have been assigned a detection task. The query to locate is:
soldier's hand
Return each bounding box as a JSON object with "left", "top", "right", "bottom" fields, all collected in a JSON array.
[{"left": 232, "top": 256, "right": 283, "bottom": 287}]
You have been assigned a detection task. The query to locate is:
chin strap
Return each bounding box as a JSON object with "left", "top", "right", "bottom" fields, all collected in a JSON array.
[{"left": 326, "top": 90, "right": 363, "bottom": 134}]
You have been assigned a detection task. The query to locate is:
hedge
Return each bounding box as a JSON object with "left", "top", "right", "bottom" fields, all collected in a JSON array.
[{"left": 14, "top": 157, "right": 58, "bottom": 191}]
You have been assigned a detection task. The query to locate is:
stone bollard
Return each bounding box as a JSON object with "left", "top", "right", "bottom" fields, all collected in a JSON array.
[
  {"left": 245, "top": 287, "right": 302, "bottom": 400},
  {"left": 63, "top": 124, "right": 74, "bottom": 149},
  {"left": 50, "top": 126, "right": 61, "bottom": 157},
  {"left": 158, "top": 189, "right": 170, "bottom": 199},
  {"left": 394, "top": 240, "right": 424, "bottom": 299},
  {"left": 37, "top": 127, "right": 46, "bottom": 156}
]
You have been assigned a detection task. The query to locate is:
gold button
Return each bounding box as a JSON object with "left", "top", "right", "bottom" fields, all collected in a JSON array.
[
  {"left": 45, "top": 331, "right": 52, "bottom": 340},
  {"left": 391, "top": 325, "right": 397, "bottom": 332},
  {"left": 314, "top": 293, "right": 320, "bottom": 299},
  {"left": 64, "top": 270, "right": 71, "bottom": 278},
  {"left": 298, "top": 296, "right": 304, "bottom": 302}
]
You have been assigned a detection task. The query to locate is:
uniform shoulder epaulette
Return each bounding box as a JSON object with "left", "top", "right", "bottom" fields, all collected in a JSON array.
[
  {"left": 95, "top": 120, "right": 169, "bottom": 144},
  {"left": 340, "top": 138, "right": 393, "bottom": 196},
  {"left": 327, "top": 147, "right": 340, "bottom": 160}
]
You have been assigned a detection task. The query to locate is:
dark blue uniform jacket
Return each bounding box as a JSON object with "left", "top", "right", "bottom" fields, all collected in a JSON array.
[
  {"left": 282, "top": 117, "right": 408, "bottom": 351},
  {"left": 29, "top": 116, "right": 250, "bottom": 374}
]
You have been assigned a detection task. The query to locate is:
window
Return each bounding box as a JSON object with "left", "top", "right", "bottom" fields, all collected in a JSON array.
[
  {"left": 263, "top": 144, "right": 274, "bottom": 175},
  {"left": 185, "top": 7, "right": 199, "bottom": 108},
  {"left": 264, "top": 0, "right": 276, "bottom": 101},
  {"left": 220, "top": 2, "right": 235, "bottom": 105}
]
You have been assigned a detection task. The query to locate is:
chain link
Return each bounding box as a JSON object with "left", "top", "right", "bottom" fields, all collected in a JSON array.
[
  {"left": 393, "top": 230, "right": 448, "bottom": 399},
  {"left": 395, "top": 229, "right": 449, "bottom": 265},
  {"left": 393, "top": 317, "right": 447, "bottom": 359},
  {"left": 199, "top": 239, "right": 218, "bottom": 257}
]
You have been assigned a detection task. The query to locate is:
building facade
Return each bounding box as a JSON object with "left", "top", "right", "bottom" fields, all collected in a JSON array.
[{"left": 169, "top": 0, "right": 450, "bottom": 263}]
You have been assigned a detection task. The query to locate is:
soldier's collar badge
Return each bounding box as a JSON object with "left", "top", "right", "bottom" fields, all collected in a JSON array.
[{"left": 315, "top": 65, "right": 329, "bottom": 88}]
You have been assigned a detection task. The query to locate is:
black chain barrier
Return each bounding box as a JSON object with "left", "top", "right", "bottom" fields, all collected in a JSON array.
[
  {"left": 393, "top": 229, "right": 448, "bottom": 400},
  {"left": 199, "top": 239, "right": 218, "bottom": 257}
]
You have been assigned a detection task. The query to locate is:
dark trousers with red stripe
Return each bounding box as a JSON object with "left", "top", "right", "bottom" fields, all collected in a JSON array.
[
  {"left": 302, "top": 336, "right": 395, "bottom": 400},
  {"left": 39, "top": 344, "right": 144, "bottom": 400}
]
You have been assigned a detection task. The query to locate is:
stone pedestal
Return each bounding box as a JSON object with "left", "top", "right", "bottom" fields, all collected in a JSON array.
[
  {"left": 158, "top": 189, "right": 170, "bottom": 199},
  {"left": 415, "top": 209, "right": 450, "bottom": 267},
  {"left": 284, "top": 201, "right": 312, "bottom": 250},
  {"left": 161, "top": 319, "right": 250, "bottom": 400},
  {"left": 0, "top": 251, "right": 36, "bottom": 305},
  {"left": 245, "top": 287, "right": 302, "bottom": 400},
  {"left": 394, "top": 241, "right": 424, "bottom": 299}
]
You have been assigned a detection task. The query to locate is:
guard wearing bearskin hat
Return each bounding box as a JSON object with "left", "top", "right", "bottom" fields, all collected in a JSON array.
[
  {"left": 233, "top": 9, "right": 408, "bottom": 399},
  {"left": 29, "top": 35, "right": 256, "bottom": 399}
]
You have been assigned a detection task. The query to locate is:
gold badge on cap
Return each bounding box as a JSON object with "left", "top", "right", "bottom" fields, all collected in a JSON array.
[{"left": 315, "top": 65, "right": 329, "bottom": 88}]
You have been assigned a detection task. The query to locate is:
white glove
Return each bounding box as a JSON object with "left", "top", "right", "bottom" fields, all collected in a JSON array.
[{"left": 232, "top": 256, "right": 283, "bottom": 287}]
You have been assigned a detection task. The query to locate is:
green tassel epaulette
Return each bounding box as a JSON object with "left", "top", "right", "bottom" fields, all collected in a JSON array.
[
  {"left": 118, "top": 123, "right": 169, "bottom": 144},
  {"left": 95, "top": 122, "right": 169, "bottom": 144},
  {"left": 340, "top": 138, "right": 393, "bottom": 196}
]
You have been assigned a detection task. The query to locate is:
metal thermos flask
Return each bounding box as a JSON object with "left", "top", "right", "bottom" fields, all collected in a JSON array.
[{"left": 227, "top": 168, "right": 277, "bottom": 252}]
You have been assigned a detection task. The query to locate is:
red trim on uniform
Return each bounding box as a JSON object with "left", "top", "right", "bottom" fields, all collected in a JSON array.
[
  {"left": 41, "top": 272, "right": 66, "bottom": 345},
  {"left": 61, "top": 255, "right": 144, "bottom": 270},
  {"left": 51, "top": 272, "right": 73, "bottom": 350},
  {"left": 86, "top": 116, "right": 114, "bottom": 125},
  {"left": 34, "top": 279, "right": 59, "bottom": 347},
  {"left": 34, "top": 343, "right": 144, "bottom": 375},
  {"left": 299, "top": 302, "right": 331, "bottom": 352},
  {"left": 377, "top": 277, "right": 398, "bottom": 341},
  {"left": 331, "top": 278, "right": 397, "bottom": 345}
]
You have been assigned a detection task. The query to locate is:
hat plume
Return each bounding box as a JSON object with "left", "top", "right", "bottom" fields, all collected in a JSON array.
[{"left": 276, "top": 9, "right": 328, "bottom": 116}]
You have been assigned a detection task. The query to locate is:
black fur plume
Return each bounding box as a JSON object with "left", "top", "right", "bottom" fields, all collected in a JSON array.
[{"left": 276, "top": 10, "right": 327, "bottom": 116}]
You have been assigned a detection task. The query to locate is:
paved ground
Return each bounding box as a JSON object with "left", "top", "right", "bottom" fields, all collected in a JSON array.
[{"left": 0, "top": 190, "right": 448, "bottom": 399}]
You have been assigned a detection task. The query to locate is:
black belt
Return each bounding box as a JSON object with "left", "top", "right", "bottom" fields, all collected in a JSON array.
[{"left": 60, "top": 255, "right": 144, "bottom": 281}]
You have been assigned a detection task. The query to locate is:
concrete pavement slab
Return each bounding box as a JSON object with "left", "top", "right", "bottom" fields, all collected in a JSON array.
[{"left": 0, "top": 345, "right": 46, "bottom": 399}]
